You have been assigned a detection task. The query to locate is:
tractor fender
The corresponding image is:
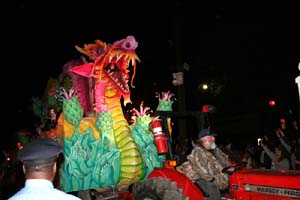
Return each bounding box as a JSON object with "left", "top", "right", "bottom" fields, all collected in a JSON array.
[{"left": 148, "top": 167, "right": 205, "bottom": 200}]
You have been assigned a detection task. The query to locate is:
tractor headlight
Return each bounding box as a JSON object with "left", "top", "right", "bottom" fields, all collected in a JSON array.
[{"left": 244, "top": 184, "right": 251, "bottom": 192}]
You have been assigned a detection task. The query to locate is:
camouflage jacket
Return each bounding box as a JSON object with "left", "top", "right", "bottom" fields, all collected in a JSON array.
[{"left": 177, "top": 144, "right": 231, "bottom": 190}]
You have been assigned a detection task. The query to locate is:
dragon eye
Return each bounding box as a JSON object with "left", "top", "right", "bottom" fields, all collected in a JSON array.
[{"left": 124, "top": 42, "right": 131, "bottom": 49}]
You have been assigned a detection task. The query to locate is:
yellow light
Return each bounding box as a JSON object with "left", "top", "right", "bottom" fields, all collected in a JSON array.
[{"left": 169, "top": 160, "right": 177, "bottom": 167}]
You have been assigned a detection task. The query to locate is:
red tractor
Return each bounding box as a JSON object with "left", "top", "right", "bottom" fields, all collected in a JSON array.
[
  {"left": 127, "top": 112, "right": 300, "bottom": 200},
  {"left": 129, "top": 161, "right": 300, "bottom": 200}
]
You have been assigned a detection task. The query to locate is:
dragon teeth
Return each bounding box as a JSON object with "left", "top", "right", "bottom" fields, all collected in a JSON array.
[{"left": 116, "top": 54, "right": 122, "bottom": 61}]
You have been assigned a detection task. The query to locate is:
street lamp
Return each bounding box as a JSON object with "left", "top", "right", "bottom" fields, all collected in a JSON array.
[{"left": 202, "top": 84, "right": 208, "bottom": 90}]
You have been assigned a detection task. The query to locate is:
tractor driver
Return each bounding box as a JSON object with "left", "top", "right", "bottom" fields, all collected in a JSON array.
[{"left": 176, "top": 129, "right": 234, "bottom": 200}]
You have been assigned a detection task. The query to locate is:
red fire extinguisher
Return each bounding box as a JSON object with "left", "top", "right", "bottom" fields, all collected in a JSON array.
[{"left": 151, "top": 120, "right": 168, "bottom": 154}]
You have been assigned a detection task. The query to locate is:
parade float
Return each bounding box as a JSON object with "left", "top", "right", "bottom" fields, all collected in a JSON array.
[
  {"left": 51, "top": 35, "right": 197, "bottom": 199},
  {"left": 33, "top": 36, "right": 300, "bottom": 200}
]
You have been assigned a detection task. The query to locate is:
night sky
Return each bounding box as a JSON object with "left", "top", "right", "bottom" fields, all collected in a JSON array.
[{"left": 2, "top": 2, "right": 300, "bottom": 147}]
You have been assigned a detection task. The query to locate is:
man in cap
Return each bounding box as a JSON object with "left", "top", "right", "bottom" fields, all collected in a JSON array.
[
  {"left": 8, "top": 138, "right": 81, "bottom": 200},
  {"left": 176, "top": 129, "right": 233, "bottom": 200}
]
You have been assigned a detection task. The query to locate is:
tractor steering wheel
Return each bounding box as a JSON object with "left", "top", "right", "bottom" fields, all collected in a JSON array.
[{"left": 221, "top": 162, "right": 246, "bottom": 175}]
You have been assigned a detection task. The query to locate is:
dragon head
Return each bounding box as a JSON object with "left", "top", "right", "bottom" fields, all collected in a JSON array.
[{"left": 71, "top": 36, "right": 140, "bottom": 106}]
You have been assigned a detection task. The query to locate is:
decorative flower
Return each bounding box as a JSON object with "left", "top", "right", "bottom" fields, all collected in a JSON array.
[
  {"left": 59, "top": 87, "right": 77, "bottom": 100},
  {"left": 155, "top": 91, "right": 176, "bottom": 101},
  {"left": 132, "top": 101, "right": 152, "bottom": 117}
]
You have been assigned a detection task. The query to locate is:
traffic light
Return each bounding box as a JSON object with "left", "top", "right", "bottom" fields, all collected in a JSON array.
[
  {"left": 269, "top": 100, "right": 276, "bottom": 107},
  {"left": 202, "top": 104, "right": 216, "bottom": 113}
]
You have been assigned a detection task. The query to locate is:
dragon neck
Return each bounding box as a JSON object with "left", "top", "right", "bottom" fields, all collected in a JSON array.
[{"left": 106, "top": 97, "right": 128, "bottom": 125}]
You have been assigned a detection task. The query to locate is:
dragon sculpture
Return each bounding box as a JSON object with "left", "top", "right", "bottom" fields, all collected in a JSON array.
[{"left": 55, "top": 36, "right": 174, "bottom": 193}]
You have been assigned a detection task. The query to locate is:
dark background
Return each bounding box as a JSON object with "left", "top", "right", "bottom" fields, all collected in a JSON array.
[{"left": 2, "top": 1, "right": 300, "bottom": 147}]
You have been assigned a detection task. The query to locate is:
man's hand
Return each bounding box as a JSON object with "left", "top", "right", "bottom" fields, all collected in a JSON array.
[{"left": 226, "top": 167, "right": 235, "bottom": 172}]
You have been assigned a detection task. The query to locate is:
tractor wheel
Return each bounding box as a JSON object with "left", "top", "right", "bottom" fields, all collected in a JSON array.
[
  {"left": 77, "top": 189, "right": 92, "bottom": 200},
  {"left": 132, "top": 177, "right": 188, "bottom": 200}
]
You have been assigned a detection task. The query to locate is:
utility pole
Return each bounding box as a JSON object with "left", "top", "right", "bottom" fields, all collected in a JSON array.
[{"left": 173, "top": 1, "right": 187, "bottom": 142}]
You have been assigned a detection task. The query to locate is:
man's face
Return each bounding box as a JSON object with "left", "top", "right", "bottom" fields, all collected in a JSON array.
[{"left": 200, "top": 135, "right": 216, "bottom": 150}]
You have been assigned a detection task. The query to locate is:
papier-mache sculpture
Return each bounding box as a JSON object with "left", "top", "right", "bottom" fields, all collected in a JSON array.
[{"left": 55, "top": 36, "right": 174, "bottom": 192}]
